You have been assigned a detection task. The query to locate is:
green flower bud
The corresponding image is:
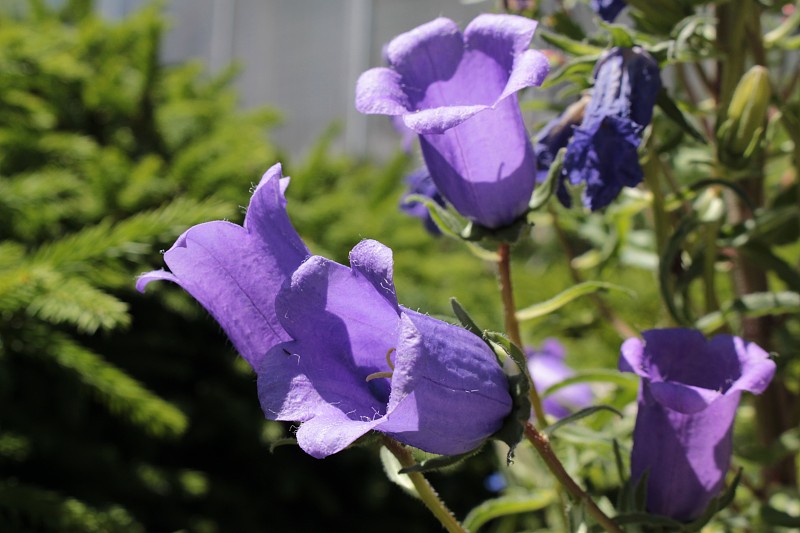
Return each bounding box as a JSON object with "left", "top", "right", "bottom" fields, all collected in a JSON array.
[{"left": 717, "top": 66, "right": 771, "bottom": 169}]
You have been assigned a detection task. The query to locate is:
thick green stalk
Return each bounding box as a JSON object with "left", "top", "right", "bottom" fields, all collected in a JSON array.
[{"left": 382, "top": 438, "right": 468, "bottom": 533}]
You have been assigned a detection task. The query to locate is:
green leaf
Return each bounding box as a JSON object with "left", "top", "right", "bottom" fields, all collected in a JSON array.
[
  {"left": 696, "top": 291, "right": 800, "bottom": 334},
  {"left": 739, "top": 242, "right": 800, "bottom": 292},
  {"left": 543, "top": 405, "right": 623, "bottom": 437},
  {"left": 537, "top": 28, "right": 604, "bottom": 57},
  {"left": 529, "top": 147, "right": 564, "bottom": 211},
  {"left": 516, "top": 281, "right": 635, "bottom": 322},
  {"left": 656, "top": 88, "right": 706, "bottom": 143},
  {"left": 761, "top": 506, "right": 800, "bottom": 527},
  {"left": 542, "top": 370, "right": 637, "bottom": 398},
  {"left": 600, "top": 23, "right": 635, "bottom": 48},
  {"left": 659, "top": 216, "right": 698, "bottom": 326},
  {"left": 462, "top": 491, "right": 557, "bottom": 532}
]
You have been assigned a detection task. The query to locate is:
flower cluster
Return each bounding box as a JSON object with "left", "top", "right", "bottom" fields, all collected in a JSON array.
[{"left": 139, "top": 164, "right": 512, "bottom": 459}]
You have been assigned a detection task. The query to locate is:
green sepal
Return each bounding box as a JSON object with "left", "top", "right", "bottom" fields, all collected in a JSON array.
[
  {"left": 599, "top": 22, "right": 635, "bottom": 48},
  {"left": 483, "top": 332, "right": 532, "bottom": 464},
  {"left": 542, "top": 405, "right": 623, "bottom": 437},
  {"left": 461, "top": 216, "right": 532, "bottom": 245},
  {"left": 450, "top": 297, "right": 483, "bottom": 337},
  {"left": 398, "top": 447, "right": 482, "bottom": 474},
  {"left": 404, "top": 193, "right": 468, "bottom": 238},
  {"left": 682, "top": 469, "right": 742, "bottom": 532},
  {"left": 529, "top": 147, "right": 564, "bottom": 211}
]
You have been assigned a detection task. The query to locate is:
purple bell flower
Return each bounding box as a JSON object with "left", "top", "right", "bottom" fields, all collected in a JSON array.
[
  {"left": 620, "top": 329, "right": 776, "bottom": 521},
  {"left": 591, "top": 0, "right": 627, "bottom": 22},
  {"left": 138, "top": 163, "right": 512, "bottom": 459},
  {"left": 399, "top": 168, "right": 446, "bottom": 236},
  {"left": 526, "top": 339, "right": 593, "bottom": 419},
  {"left": 356, "top": 15, "right": 550, "bottom": 229},
  {"left": 562, "top": 47, "right": 660, "bottom": 210}
]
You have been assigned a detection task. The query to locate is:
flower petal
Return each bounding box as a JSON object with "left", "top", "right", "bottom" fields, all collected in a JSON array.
[
  {"left": 499, "top": 49, "right": 550, "bottom": 102},
  {"left": 385, "top": 18, "right": 463, "bottom": 103},
  {"left": 402, "top": 105, "right": 488, "bottom": 134},
  {"left": 712, "top": 335, "right": 776, "bottom": 395},
  {"left": 295, "top": 404, "right": 385, "bottom": 459},
  {"left": 649, "top": 381, "right": 722, "bottom": 414},
  {"left": 137, "top": 165, "right": 308, "bottom": 368},
  {"left": 382, "top": 311, "right": 512, "bottom": 455},
  {"left": 354, "top": 67, "right": 410, "bottom": 115},
  {"left": 275, "top": 251, "right": 400, "bottom": 402},
  {"left": 464, "top": 13, "right": 538, "bottom": 62}
]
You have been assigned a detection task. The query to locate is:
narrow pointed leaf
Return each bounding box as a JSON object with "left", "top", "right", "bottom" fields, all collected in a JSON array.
[
  {"left": 543, "top": 405, "right": 623, "bottom": 436},
  {"left": 516, "top": 281, "right": 635, "bottom": 322},
  {"left": 463, "top": 491, "right": 557, "bottom": 532}
]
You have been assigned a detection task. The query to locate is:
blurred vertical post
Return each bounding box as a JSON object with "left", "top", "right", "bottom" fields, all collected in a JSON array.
[{"left": 345, "top": 0, "right": 373, "bottom": 156}]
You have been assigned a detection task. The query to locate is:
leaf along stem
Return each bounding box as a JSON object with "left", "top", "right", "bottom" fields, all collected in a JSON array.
[
  {"left": 523, "top": 422, "right": 623, "bottom": 533},
  {"left": 382, "top": 437, "right": 468, "bottom": 533}
]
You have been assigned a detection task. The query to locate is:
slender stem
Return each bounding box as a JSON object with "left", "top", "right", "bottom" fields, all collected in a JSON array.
[
  {"left": 497, "top": 242, "right": 547, "bottom": 426},
  {"left": 524, "top": 423, "right": 623, "bottom": 533},
  {"left": 547, "top": 206, "right": 637, "bottom": 339},
  {"left": 382, "top": 437, "right": 468, "bottom": 533}
]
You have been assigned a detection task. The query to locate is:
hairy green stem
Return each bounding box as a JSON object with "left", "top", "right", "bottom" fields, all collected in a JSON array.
[
  {"left": 497, "top": 243, "right": 548, "bottom": 426},
  {"left": 382, "top": 437, "right": 468, "bottom": 533},
  {"left": 524, "top": 423, "right": 623, "bottom": 533}
]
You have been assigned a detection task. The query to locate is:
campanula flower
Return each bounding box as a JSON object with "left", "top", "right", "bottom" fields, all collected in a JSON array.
[
  {"left": 591, "top": 0, "right": 627, "bottom": 22},
  {"left": 399, "top": 168, "right": 446, "bottom": 236},
  {"left": 533, "top": 95, "right": 589, "bottom": 191},
  {"left": 138, "top": 164, "right": 512, "bottom": 459},
  {"left": 562, "top": 47, "right": 660, "bottom": 210},
  {"left": 526, "top": 339, "right": 593, "bottom": 419},
  {"left": 356, "top": 15, "right": 550, "bottom": 229},
  {"left": 620, "top": 329, "right": 775, "bottom": 521}
]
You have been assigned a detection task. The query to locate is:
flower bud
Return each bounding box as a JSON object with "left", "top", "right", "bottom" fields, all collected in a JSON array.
[{"left": 717, "top": 65, "right": 771, "bottom": 169}]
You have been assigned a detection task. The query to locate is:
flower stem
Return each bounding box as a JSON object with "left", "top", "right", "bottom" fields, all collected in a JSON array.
[
  {"left": 497, "top": 242, "right": 547, "bottom": 426},
  {"left": 524, "top": 422, "right": 622, "bottom": 533},
  {"left": 382, "top": 437, "right": 467, "bottom": 533}
]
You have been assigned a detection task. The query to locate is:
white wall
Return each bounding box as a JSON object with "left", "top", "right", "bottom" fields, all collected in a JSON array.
[{"left": 100, "top": 0, "right": 490, "bottom": 157}]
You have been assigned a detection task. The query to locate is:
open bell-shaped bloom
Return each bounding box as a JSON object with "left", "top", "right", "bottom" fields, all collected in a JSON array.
[
  {"left": 356, "top": 14, "right": 550, "bottom": 229},
  {"left": 562, "top": 47, "right": 660, "bottom": 210},
  {"left": 138, "top": 163, "right": 512, "bottom": 459},
  {"left": 619, "top": 328, "right": 775, "bottom": 521},
  {"left": 526, "top": 339, "right": 593, "bottom": 419}
]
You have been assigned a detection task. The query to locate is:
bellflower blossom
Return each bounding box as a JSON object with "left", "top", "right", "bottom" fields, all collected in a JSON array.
[
  {"left": 356, "top": 15, "right": 550, "bottom": 229},
  {"left": 591, "top": 0, "right": 627, "bottom": 22},
  {"left": 137, "top": 163, "right": 512, "bottom": 459},
  {"left": 620, "top": 329, "right": 775, "bottom": 521},
  {"left": 399, "top": 168, "right": 446, "bottom": 236},
  {"left": 526, "top": 339, "right": 593, "bottom": 419},
  {"left": 562, "top": 47, "right": 660, "bottom": 210},
  {"left": 533, "top": 95, "right": 589, "bottom": 185}
]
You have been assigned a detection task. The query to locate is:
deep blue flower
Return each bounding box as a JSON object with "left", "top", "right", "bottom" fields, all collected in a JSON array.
[
  {"left": 591, "top": 0, "right": 627, "bottom": 22},
  {"left": 561, "top": 47, "right": 660, "bottom": 210}
]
